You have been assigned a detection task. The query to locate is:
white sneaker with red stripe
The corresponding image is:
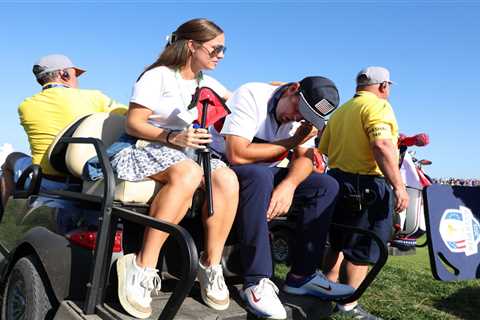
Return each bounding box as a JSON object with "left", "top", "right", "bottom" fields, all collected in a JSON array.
[{"left": 240, "top": 278, "right": 286, "bottom": 320}]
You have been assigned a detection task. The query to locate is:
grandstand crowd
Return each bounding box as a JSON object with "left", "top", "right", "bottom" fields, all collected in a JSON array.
[{"left": 432, "top": 178, "right": 480, "bottom": 187}]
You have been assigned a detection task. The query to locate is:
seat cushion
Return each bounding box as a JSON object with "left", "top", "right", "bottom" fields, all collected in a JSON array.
[
  {"left": 49, "top": 112, "right": 165, "bottom": 204},
  {"left": 65, "top": 113, "right": 126, "bottom": 177},
  {"left": 48, "top": 113, "right": 94, "bottom": 175},
  {"left": 83, "top": 178, "right": 163, "bottom": 204}
]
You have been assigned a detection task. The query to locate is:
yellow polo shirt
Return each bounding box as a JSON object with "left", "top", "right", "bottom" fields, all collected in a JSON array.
[
  {"left": 18, "top": 83, "right": 127, "bottom": 176},
  {"left": 319, "top": 91, "right": 398, "bottom": 176}
]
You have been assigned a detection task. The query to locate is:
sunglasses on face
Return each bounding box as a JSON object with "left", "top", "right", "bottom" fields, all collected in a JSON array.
[{"left": 200, "top": 44, "right": 227, "bottom": 57}]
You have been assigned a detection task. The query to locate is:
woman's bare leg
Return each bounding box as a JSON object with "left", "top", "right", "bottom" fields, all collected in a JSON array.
[
  {"left": 136, "top": 160, "right": 203, "bottom": 268},
  {"left": 201, "top": 167, "right": 239, "bottom": 266}
]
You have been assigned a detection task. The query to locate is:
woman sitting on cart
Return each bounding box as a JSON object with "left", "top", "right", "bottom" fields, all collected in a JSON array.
[{"left": 113, "top": 18, "right": 238, "bottom": 319}]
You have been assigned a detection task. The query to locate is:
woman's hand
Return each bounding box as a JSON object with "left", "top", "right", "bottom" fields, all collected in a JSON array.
[{"left": 169, "top": 127, "right": 212, "bottom": 149}]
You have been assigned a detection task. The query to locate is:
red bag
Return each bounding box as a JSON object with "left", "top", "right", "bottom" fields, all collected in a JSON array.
[{"left": 188, "top": 87, "right": 231, "bottom": 130}]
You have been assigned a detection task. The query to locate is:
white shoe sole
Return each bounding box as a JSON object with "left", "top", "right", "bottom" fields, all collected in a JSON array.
[
  {"left": 200, "top": 289, "right": 230, "bottom": 311},
  {"left": 239, "top": 290, "right": 287, "bottom": 320},
  {"left": 117, "top": 256, "right": 151, "bottom": 319},
  {"left": 244, "top": 304, "right": 287, "bottom": 320}
]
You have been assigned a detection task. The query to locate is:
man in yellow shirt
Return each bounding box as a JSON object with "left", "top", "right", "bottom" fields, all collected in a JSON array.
[
  {"left": 1, "top": 54, "right": 126, "bottom": 225},
  {"left": 319, "top": 66, "right": 409, "bottom": 320}
]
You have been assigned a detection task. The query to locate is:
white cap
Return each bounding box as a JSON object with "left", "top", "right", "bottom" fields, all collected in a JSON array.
[
  {"left": 356, "top": 66, "right": 394, "bottom": 86},
  {"left": 33, "top": 54, "right": 85, "bottom": 79}
]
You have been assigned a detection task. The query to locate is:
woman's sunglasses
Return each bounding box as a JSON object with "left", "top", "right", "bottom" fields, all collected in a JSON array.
[{"left": 200, "top": 44, "right": 227, "bottom": 57}]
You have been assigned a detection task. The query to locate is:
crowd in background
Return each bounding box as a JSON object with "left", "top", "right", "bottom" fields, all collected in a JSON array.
[{"left": 432, "top": 177, "right": 480, "bottom": 187}]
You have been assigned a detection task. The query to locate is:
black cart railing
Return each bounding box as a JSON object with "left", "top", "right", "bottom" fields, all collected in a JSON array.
[
  {"left": 15, "top": 137, "right": 199, "bottom": 320},
  {"left": 329, "top": 223, "right": 388, "bottom": 304}
]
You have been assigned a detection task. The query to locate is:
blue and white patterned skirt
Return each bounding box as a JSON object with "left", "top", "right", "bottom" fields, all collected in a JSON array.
[{"left": 111, "top": 142, "right": 227, "bottom": 182}]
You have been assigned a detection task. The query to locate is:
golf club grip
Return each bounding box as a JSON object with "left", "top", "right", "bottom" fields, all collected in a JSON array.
[
  {"left": 201, "top": 151, "right": 214, "bottom": 216},
  {"left": 201, "top": 100, "right": 209, "bottom": 129}
]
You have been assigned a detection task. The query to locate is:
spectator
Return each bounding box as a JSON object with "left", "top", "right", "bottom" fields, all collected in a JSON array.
[
  {"left": 320, "top": 66, "right": 409, "bottom": 319},
  {"left": 0, "top": 54, "right": 126, "bottom": 228},
  {"left": 432, "top": 177, "right": 480, "bottom": 186}
]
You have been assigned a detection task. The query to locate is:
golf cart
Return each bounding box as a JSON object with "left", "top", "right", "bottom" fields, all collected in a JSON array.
[{"left": 0, "top": 101, "right": 395, "bottom": 320}]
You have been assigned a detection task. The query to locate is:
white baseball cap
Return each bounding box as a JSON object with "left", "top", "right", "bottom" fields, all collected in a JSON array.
[
  {"left": 356, "top": 66, "right": 394, "bottom": 86},
  {"left": 33, "top": 54, "right": 85, "bottom": 79}
]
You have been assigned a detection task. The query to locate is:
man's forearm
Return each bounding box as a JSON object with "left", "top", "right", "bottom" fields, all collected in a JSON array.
[
  {"left": 282, "top": 149, "right": 314, "bottom": 188},
  {"left": 226, "top": 135, "right": 303, "bottom": 165}
]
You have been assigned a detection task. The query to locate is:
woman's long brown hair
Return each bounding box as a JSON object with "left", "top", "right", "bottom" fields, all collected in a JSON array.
[{"left": 138, "top": 18, "right": 223, "bottom": 81}]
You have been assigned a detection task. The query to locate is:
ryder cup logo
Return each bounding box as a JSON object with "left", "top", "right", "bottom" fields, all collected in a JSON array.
[{"left": 439, "top": 206, "right": 480, "bottom": 256}]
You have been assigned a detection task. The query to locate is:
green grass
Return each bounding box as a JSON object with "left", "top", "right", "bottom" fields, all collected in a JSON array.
[
  {"left": 275, "top": 246, "right": 480, "bottom": 320},
  {"left": 0, "top": 199, "right": 55, "bottom": 249},
  {"left": 0, "top": 199, "right": 31, "bottom": 249}
]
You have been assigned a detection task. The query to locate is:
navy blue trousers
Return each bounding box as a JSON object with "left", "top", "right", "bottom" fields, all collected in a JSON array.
[
  {"left": 328, "top": 169, "right": 393, "bottom": 264},
  {"left": 231, "top": 164, "right": 339, "bottom": 288}
]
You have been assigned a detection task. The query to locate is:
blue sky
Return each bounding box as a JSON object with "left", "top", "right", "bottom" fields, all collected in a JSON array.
[{"left": 1, "top": 1, "right": 479, "bottom": 179}]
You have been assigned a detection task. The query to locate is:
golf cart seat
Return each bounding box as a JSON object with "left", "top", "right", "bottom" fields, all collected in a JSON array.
[{"left": 48, "top": 112, "right": 162, "bottom": 204}]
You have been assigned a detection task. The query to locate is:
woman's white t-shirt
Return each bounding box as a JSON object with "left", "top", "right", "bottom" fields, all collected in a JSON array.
[{"left": 130, "top": 66, "right": 228, "bottom": 130}]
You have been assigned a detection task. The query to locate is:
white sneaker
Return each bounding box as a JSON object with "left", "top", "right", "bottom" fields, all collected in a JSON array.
[
  {"left": 117, "top": 253, "right": 161, "bottom": 319},
  {"left": 240, "top": 278, "right": 287, "bottom": 319},
  {"left": 197, "top": 260, "right": 230, "bottom": 310}
]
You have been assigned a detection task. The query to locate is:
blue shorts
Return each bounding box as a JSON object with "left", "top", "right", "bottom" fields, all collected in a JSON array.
[
  {"left": 328, "top": 169, "right": 393, "bottom": 264},
  {"left": 13, "top": 156, "right": 71, "bottom": 191}
]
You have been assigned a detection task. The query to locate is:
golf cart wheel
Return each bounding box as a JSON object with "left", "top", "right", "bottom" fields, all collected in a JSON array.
[
  {"left": 2, "top": 256, "right": 53, "bottom": 320},
  {"left": 271, "top": 229, "right": 294, "bottom": 265}
]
